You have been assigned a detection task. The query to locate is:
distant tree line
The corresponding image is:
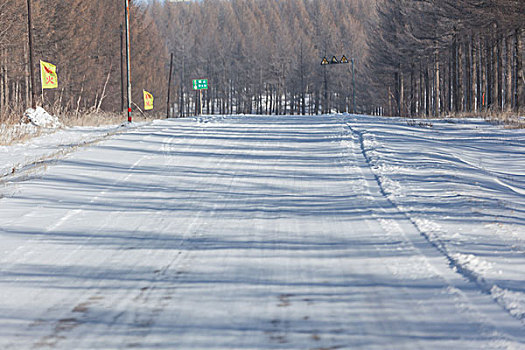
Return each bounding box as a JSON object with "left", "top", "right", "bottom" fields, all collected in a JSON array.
[
  {"left": 0, "top": 0, "right": 166, "bottom": 121},
  {"left": 1, "top": 0, "right": 522, "bottom": 122},
  {"left": 367, "top": 0, "right": 524, "bottom": 117},
  {"left": 149, "top": 0, "right": 372, "bottom": 117}
]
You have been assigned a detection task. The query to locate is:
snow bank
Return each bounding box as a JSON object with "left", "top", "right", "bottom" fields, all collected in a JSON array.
[
  {"left": 24, "top": 107, "right": 61, "bottom": 128},
  {"left": 0, "top": 107, "right": 61, "bottom": 145},
  {"left": 0, "top": 121, "right": 149, "bottom": 177}
]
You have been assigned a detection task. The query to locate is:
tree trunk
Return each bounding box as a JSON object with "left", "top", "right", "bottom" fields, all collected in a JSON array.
[
  {"left": 269, "top": 85, "right": 274, "bottom": 114},
  {"left": 394, "top": 71, "right": 400, "bottom": 116},
  {"left": 419, "top": 62, "right": 424, "bottom": 115},
  {"left": 486, "top": 37, "right": 492, "bottom": 109},
  {"left": 458, "top": 37, "right": 464, "bottom": 112},
  {"left": 388, "top": 86, "right": 392, "bottom": 117},
  {"left": 24, "top": 45, "right": 30, "bottom": 110},
  {"left": 410, "top": 63, "right": 415, "bottom": 116},
  {"left": 301, "top": 86, "right": 306, "bottom": 115},
  {"left": 506, "top": 33, "right": 512, "bottom": 110},
  {"left": 314, "top": 87, "right": 320, "bottom": 115},
  {"left": 516, "top": 28, "right": 523, "bottom": 112},
  {"left": 497, "top": 35, "right": 503, "bottom": 110},
  {"left": 0, "top": 59, "right": 4, "bottom": 116},
  {"left": 465, "top": 36, "right": 472, "bottom": 112},
  {"left": 400, "top": 71, "right": 404, "bottom": 117},
  {"left": 472, "top": 34, "right": 478, "bottom": 112},
  {"left": 442, "top": 57, "right": 448, "bottom": 113},
  {"left": 446, "top": 55, "right": 448, "bottom": 113},
  {"left": 452, "top": 35, "right": 459, "bottom": 113},
  {"left": 425, "top": 64, "right": 430, "bottom": 116},
  {"left": 435, "top": 50, "right": 440, "bottom": 116},
  {"left": 477, "top": 35, "right": 482, "bottom": 111}
]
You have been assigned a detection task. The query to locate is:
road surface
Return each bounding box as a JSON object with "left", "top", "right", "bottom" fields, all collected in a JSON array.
[{"left": 0, "top": 115, "right": 523, "bottom": 349}]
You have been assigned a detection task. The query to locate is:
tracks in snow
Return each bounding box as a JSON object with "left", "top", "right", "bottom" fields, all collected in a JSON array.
[{"left": 343, "top": 116, "right": 525, "bottom": 325}]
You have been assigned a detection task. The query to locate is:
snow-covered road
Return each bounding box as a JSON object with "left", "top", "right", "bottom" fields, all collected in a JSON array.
[{"left": 0, "top": 115, "right": 523, "bottom": 349}]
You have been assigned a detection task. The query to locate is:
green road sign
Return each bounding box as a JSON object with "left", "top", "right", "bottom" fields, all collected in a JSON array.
[{"left": 192, "top": 79, "right": 208, "bottom": 90}]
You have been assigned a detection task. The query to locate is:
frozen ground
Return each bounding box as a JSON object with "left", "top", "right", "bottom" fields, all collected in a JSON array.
[{"left": 0, "top": 114, "right": 523, "bottom": 349}]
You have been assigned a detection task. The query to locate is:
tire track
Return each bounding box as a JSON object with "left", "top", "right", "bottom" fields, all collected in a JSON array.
[{"left": 343, "top": 116, "right": 525, "bottom": 326}]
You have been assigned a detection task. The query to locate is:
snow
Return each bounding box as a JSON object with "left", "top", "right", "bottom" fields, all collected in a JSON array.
[
  {"left": 0, "top": 120, "right": 147, "bottom": 178},
  {"left": 0, "top": 107, "right": 61, "bottom": 146},
  {"left": 24, "top": 107, "right": 61, "bottom": 128},
  {"left": 343, "top": 114, "right": 525, "bottom": 324},
  {"left": 0, "top": 114, "right": 524, "bottom": 349}
]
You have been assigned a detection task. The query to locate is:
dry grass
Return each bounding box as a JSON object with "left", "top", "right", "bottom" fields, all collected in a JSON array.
[
  {"left": 448, "top": 111, "right": 525, "bottom": 129},
  {"left": 0, "top": 125, "right": 43, "bottom": 146},
  {"left": 404, "top": 110, "right": 524, "bottom": 129},
  {"left": 0, "top": 111, "right": 22, "bottom": 127},
  {"left": 0, "top": 109, "right": 165, "bottom": 146},
  {"left": 482, "top": 111, "right": 525, "bottom": 129},
  {"left": 61, "top": 111, "right": 162, "bottom": 127},
  {"left": 0, "top": 111, "right": 40, "bottom": 146}
]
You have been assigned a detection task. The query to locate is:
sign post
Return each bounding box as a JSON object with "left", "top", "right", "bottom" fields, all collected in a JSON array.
[
  {"left": 192, "top": 79, "right": 208, "bottom": 115},
  {"left": 320, "top": 55, "right": 355, "bottom": 113},
  {"left": 167, "top": 53, "right": 173, "bottom": 118},
  {"left": 351, "top": 58, "right": 356, "bottom": 113}
]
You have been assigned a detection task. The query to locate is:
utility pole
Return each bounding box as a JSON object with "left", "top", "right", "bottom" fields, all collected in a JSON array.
[
  {"left": 323, "top": 66, "right": 328, "bottom": 114},
  {"left": 120, "top": 25, "right": 125, "bottom": 113},
  {"left": 26, "top": 0, "right": 36, "bottom": 109},
  {"left": 181, "top": 44, "right": 186, "bottom": 117},
  {"left": 322, "top": 48, "right": 328, "bottom": 115},
  {"left": 124, "top": 0, "right": 132, "bottom": 122},
  {"left": 352, "top": 58, "right": 356, "bottom": 114},
  {"left": 300, "top": 41, "right": 305, "bottom": 115},
  {"left": 167, "top": 53, "right": 173, "bottom": 118}
]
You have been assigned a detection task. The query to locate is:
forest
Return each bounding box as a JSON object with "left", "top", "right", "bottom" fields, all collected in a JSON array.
[
  {"left": 368, "top": 0, "right": 524, "bottom": 118},
  {"left": 0, "top": 0, "right": 523, "bottom": 122},
  {"left": 148, "top": 0, "right": 373, "bottom": 116},
  {"left": 0, "top": 0, "right": 167, "bottom": 121}
]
